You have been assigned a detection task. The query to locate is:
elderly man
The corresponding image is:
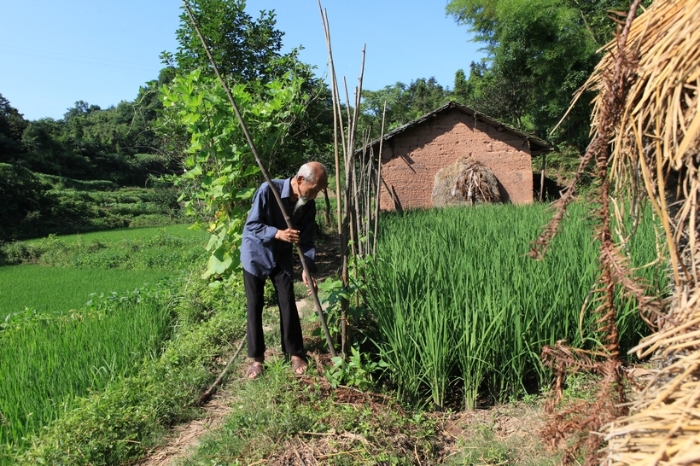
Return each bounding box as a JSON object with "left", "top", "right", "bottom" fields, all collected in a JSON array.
[{"left": 240, "top": 161, "right": 328, "bottom": 379}]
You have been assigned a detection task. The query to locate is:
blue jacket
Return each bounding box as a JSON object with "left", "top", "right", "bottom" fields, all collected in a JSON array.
[{"left": 240, "top": 178, "right": 317, "bottom": 278}]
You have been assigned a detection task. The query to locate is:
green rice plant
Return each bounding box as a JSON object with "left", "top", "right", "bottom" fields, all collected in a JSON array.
[
  {"left": 373, "top": 283, "right": 423, "bottom": 402},
  {"left": 0, "top": 287, "right": 175, "bottom": 452},
  {"left": 365, "top": 203, "right": 665, "bottom": 408},
  {"left": 0, "top": 265, "right": 170, "bottom": 316},
  {"left": 458, "top": 290, "right": 505, "bottom": 410},
  {"left": 2, "top": 225, "right": 207, "bottom": 270},
  {"left": 414, "top": 290, "right": 455, "bottom": 409}
]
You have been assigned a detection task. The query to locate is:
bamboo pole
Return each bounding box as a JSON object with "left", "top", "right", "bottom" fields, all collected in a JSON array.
[
  {"left": 373, "top": 101, "right": 387, "bottom": 257},
  {"left": 341, "top": 77, "right": 354, "bottom": 254},
  {"left": 365, "top": 145, "right": 372, "bottom": 255},
  {"left": 183, "top": 0, "right": 336, "bottom": 358},
  {"left": 322, "top": 187, "right": 332, "bottom": 228},
  {"left": 342, "top": 77, "right": 359, "bottom": 261},
  {"left": 317, "top": 2, "right": 344, "bottom": 236},
  {"left": 319, "top": 1, "right": 353, "bottom": 356},
  {"left": 356, "top": 144, "right": 365, "bottom": 258},
  {"left": 350, "top": 62, "right": 366, "bottom": 258}
]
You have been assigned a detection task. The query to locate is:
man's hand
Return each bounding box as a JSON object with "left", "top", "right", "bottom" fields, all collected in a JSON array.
[
  {"left": 302, "top": 270, "right": 318, "bottom": 296},
  {"left": 275, "top": 228, "right": 300, "bottom": 243}
]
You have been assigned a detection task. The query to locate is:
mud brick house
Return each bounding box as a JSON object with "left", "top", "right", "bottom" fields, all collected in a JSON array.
[{"left": 361, "top": 101, "right": 553, "bottom": 210}]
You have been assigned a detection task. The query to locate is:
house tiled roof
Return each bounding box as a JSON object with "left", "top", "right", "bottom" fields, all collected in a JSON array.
[{"left": 357, "top": 101, "right": 554, "bottom": 157}]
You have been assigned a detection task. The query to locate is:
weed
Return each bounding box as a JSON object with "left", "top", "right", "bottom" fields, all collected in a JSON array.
[
  {"left": 560, "top": 372, "right": 603, "bottom": 403},
  {"left": 326, "top": 345, "right": 388, "bottom": 390}
]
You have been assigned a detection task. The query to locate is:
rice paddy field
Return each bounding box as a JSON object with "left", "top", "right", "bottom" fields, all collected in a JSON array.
[
  {"left": 0, "top": 289, "right": 174, "bottom": 452},
  {"left": 0, "top": 224, "right": 209, "bottom": 457},
  {"left": 24, "top": 223, "right": 206, "bottom": 245},
  {"left": 1, "top": 224, "right": 208, "bottom": 315},
  {"left": 365, "top": 203, "right": 667, "bottom": 409},
  {"left": 0, "top": 266, "right": 170, "bottom": 315}
]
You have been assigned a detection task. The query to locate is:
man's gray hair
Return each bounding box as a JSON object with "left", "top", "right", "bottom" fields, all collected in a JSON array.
[{"left": 297, "top": 162, "right": 327, "bottom": 183}]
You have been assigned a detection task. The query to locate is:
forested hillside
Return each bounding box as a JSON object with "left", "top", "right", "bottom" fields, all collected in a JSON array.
[{"left": 0, "top": 72, "right": 181, "bottom": 241}]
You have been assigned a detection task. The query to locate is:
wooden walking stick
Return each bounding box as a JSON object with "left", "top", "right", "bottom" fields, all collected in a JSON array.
[
  {"left": 183, "top": 1, "right": 337, "bottom": 358},
  {"left": 198, "top": 336, "right": 246, "bottom": 405}
]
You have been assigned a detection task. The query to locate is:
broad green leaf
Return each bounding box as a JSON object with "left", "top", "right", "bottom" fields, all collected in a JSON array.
[{"left": 236, "top": 187, "right": 256, "bottom": 200}]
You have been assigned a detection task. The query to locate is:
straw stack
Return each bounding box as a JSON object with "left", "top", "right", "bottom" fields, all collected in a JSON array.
[
  {"left": 573, "top": 0, "right": 700, "bottom": 463},
  {"left": 431, "top": 157, "right": 501, "bottom": 207}
]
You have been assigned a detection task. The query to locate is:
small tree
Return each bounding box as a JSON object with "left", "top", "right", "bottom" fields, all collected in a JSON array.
[{"left": 159, "top": 68, "right": 306, "bottom": 280}]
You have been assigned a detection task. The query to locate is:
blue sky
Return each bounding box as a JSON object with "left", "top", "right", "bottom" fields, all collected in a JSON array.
[{"left": 0, "top": 1, "right": 486, "bottom": 121}]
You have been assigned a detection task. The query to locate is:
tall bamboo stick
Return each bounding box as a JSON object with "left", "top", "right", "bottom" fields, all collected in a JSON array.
[
  {"left": 317, "top": 2, "right": 344, "bottom": 236},
  {"left": 373, "top": 101, "right": 387, "bottom": 257}
]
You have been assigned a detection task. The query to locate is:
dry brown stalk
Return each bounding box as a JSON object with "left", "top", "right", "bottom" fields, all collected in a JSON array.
[
  {"left": 556, "top": 0, "right": 700, "bottom": 464},
  {"left": 541, "top": 341, "right": 626, "bottom": 466},
  {"left": 537, "top": 1, "right": 647, "bottom": 464}
]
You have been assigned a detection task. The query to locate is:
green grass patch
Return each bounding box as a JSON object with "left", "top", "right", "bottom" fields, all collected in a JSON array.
[
  {"left": 24, "top": 223, "right": 206, "bottom": 245},
  {"left": 1, "top": 225, "right": 208, "bottom": 270},
  {"left": 0, "top": 266, "right": 170, "bottom": 316}
]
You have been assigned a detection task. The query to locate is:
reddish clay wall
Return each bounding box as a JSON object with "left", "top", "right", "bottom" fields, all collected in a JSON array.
[{"left": 379, "top": 109, "right": 534, "bottom": 210}]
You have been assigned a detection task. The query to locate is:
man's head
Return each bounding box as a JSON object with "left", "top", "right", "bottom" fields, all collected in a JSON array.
[{"left": 292, "top": 162, "right": 328, "bottom": 210}]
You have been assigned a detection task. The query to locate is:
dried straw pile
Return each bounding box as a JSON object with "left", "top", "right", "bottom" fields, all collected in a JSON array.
[
  {"left": 575, "top": 0, "right": 700, "bottom": 463},
  {"left": 432, "top": 157, "right": 501, "bottom": 207}
]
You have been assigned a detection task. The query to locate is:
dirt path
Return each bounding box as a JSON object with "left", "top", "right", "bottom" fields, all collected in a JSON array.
[{"left": 136, "top": 391, "right": 234, "bottom": 466}]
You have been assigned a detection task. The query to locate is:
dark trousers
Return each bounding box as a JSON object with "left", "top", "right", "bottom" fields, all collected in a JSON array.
[{"left": 244, "top": 266, "right": 304, "bottom": 359}]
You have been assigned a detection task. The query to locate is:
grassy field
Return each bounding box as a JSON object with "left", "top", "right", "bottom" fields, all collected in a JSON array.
[
  {"left": 2, "top": 224, "right": 208, "bottom": 269},
  {"left": 23, "top": 223, "right": 207, "bottom": 245},
  {"left": 0, "top": 224, "right": 208, "bottom": 315},
  {"left": 0, "top": 266, "right": 171, "bottom": 315}
]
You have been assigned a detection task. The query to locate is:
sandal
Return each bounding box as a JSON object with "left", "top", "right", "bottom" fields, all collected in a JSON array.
[
  {"left": 291, "top": 356, "right": 308, "bottom": 376},
  {"left": 247, "top": 363, "right": 264, "bottom": 380}
]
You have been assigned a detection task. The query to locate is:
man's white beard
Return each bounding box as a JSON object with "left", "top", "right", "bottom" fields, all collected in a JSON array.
[{"left": 293, "top": 197, "right": 309, "bottom": 214}]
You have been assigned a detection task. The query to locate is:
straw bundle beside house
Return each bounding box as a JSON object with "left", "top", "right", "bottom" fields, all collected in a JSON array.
[{"left": 432, "top": 157, "right": 501, "bottom": 207}]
